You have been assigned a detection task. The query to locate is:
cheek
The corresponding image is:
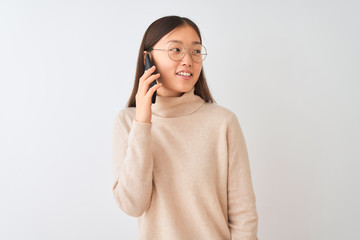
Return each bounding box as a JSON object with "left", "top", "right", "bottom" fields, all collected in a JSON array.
[
  {"left": 194, "top": 65, "right": 202, "bottom": 79},
  {"left": 153, "top": 54, "right": 171, "bottom": 73},
  {"left": 156, "top": 62, "right": 177, "bottom": 80}
]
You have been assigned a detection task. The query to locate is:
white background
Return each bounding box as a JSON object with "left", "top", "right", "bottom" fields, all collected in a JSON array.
[{"left": 1, "top": 0, "right": 359, "bottom": 239}]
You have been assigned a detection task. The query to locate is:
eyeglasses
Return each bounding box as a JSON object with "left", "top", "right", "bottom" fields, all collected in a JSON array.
[{"left": 150, "top": 42, "right": 207, "bottom": 63}]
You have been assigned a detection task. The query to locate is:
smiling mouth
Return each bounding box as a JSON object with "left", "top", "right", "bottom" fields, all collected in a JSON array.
[{"left": 176, "top": 72, "right": 192, "bottom": 77}]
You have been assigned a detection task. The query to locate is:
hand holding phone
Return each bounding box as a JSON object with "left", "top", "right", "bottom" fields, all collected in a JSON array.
[{"left": 134, "top": 53, "right": 162, "bottom": 123}]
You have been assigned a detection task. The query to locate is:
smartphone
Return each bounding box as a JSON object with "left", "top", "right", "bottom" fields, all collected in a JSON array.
[{"left": 145, "top": 53, "right": 157, "bottom": 104}]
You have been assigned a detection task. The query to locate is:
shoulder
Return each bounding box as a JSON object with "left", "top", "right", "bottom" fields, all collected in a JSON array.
[
  {"left": 200, "top": 102, "right": 238, "bottom": 124},
  {"left": 199, "top": 103, "right": 245, "bottom": 135},
  {"left": 113, "top": 107, "right": 136, "bottom": 126},
  {"left": 115, "top": 107, "right": 135, "bottom": 118}
]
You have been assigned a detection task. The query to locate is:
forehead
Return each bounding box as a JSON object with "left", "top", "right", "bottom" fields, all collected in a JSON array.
[{"left": 158, "top": 25, "right": 201, "bottom": 46}]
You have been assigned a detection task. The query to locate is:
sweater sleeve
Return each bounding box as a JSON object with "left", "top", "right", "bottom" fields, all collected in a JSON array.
[
  {"left": 112, "top": 110, "right": 154, "bottom": 217},
  {"left": 226, "top": 114, "right": 258, "bottom": 240}
]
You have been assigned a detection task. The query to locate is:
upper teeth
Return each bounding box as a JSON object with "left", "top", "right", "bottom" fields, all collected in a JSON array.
[{"left": 178, "top": 72, "right": 191, "bottom": 76}]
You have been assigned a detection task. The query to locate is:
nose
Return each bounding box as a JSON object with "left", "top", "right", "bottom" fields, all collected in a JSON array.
[{"left": 180, "top": 48, "right": 193, "bottom": 66}]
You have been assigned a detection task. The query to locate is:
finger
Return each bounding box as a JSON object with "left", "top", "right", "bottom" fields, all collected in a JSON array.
[
  {"left": 145, "top": 81, "right": 162, "bottom": 99},
  {"left": 144, "top": 73, "right": 160, "bottom": 88},
  {"left": 140, "top": 73, "right": 160, "bottom": 95},
  {"left": 138, "top": 65, "right": 157, "bottom": 88}
]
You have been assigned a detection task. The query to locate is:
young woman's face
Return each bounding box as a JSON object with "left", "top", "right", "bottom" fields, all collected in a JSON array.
[{"left": 150, "top": 25, "right": 203, "bottom": 97}]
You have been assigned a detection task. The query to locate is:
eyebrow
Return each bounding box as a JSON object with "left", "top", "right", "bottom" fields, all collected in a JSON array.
[{"left": 166, "top": 40, "right": 202, "bottom": 45}]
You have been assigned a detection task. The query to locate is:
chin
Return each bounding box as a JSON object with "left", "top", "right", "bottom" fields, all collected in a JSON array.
[
  {"left": 162, "top": 80, "right": 196, "bottom": 96},
  {"left": 177, "top": 85, "right": 194, "bottom": 93}
]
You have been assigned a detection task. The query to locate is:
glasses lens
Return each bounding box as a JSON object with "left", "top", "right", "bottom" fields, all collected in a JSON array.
[
  {"left": 167, "top": 42, "right": 207, "bottom": 62},
  {"left": 191, "top": 44, "right": 207, "bottom": 63},
  {"left": 168, "top": 42, "right": 185, "bottom": 61}
]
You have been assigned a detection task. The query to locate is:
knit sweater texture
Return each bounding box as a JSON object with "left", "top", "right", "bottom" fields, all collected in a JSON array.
[{"left": 112, "top": 87, "right": 258, "bottom": 240}]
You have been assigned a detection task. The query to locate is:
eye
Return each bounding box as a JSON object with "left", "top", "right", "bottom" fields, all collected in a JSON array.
[
  {"left": 169, "top": 48, "right": 181, "bottom": 53},
  {"left": 193, "top": 49, "right": 202, "bottom": 54}
]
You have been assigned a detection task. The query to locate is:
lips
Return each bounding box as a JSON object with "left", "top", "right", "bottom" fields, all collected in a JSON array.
[{"left": 176, "top": 71, "right": 193, "bottom": 77}]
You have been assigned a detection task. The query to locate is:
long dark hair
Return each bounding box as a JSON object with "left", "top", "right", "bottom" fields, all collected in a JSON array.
[{"left": 127, "top": 16, "right": 215, "bottom": 107}]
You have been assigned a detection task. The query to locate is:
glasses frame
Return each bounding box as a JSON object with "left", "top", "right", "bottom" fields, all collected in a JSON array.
[{"left": 150, "top": 42, "right": 207, "bottom": 63}]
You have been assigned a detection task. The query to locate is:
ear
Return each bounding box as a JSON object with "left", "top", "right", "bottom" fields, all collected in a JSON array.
[{"left": 143, "top": 51, "right": 151, "bottom": 65}]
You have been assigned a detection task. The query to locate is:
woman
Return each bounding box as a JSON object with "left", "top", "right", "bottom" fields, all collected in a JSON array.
[{"left": 112, "top": 16, "right": 258, "bottom": 240}]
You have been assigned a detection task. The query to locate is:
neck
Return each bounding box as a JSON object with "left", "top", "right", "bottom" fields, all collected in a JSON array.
[{"left": 151, "top": 87, "right": 205, "bottom": 118}]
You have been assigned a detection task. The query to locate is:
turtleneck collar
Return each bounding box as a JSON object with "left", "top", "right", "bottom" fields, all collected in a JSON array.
[{"left": 152, "top": 87, "right": 205, "bottom": 118}]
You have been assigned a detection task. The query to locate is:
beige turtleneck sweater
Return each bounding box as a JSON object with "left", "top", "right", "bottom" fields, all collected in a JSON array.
[{"left": 112, "top": 87, "right": 258, "bottom": 240}]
